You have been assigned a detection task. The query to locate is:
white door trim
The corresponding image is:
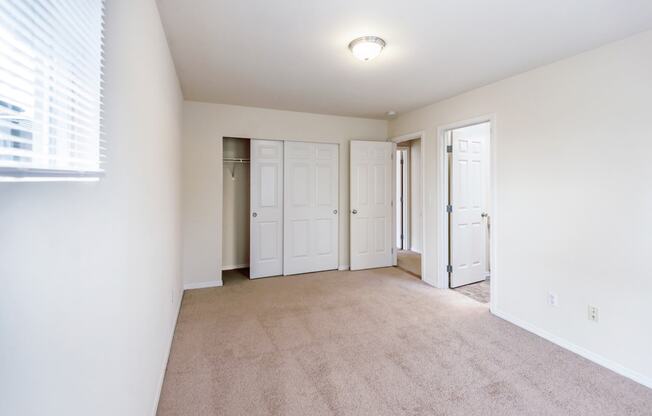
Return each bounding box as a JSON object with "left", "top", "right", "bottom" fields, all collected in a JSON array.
[
  {"left": 390, "top": 131, "right": 427, "bottom": 283},
  {"left": 436, "top": 114, "right": 498, "bottom": 312},
  {"left": 396, "top": 147, "right": 410, "bottom": 252}
]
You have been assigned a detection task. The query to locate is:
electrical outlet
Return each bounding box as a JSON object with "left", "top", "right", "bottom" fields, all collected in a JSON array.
[
  {"left": 588, "top": 305, "right": 599, "bottom": 322},
  {"left": 547, "top": 292, "right": 558, "bottom": 307}
]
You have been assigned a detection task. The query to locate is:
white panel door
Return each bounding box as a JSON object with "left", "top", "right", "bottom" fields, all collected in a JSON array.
[
  {"left": 450, "top": 126, "right": 488, "bottom": 288},
  {"left": 284, "top": 142, "right": 339, "bottom": 275},
  {"left": 350, "top": 141, "right": 394, "bottom": 271},
  {"left": 250, "top": 139, "right": 283, "bottom": 279}
]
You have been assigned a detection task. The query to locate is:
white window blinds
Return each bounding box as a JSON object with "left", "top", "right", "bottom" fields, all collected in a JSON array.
[{"left": 0, "top": 0, "right": 105, "bottom": 178}]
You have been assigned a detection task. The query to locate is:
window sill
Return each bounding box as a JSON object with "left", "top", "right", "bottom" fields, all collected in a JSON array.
[
  {"left": 0, "top": 176, "right": 100, "bottom": 183},
  {"left": 0, "top": 168, "right": 104, "bottom": 183}
]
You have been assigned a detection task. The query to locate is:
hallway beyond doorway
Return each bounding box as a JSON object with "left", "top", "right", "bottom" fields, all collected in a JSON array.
[
  {"left": 397, "top": 250, "right": 421, "bottom": 277},
  {"left": 454, "top": 278, "right": 490, "bottom": 303}
]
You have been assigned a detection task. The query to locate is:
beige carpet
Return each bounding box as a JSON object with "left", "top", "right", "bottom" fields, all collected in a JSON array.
[
  {"left": 397, "top": 250, "right": 421, "bottom": 277},
  {"left": 158, "top": 268, "right": 652, "bottom": 415},
  {"left": 453, "top": 278, "right": 491, "bottom": 304}
]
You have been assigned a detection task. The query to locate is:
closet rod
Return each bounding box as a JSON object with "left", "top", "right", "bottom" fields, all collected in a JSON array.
[{"left": 223, "top": 157, "right": 250, "bottom": 163}]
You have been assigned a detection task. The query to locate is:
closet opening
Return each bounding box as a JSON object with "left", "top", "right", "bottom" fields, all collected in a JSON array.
[
  {"left": 222, "top": 137, "right": 251, "bottom": 286},
  {"left": 222, "top": 138, "right": 340, "bottom": 283}
]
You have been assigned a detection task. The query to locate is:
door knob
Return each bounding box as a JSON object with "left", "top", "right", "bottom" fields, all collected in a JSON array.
[
  {"left": 333, "top": 209, "right": 338, "bottom": 214},
  {"left": 252, "top": 212, "right": 257, "bottom": 218},
  {"left": 352, "top": 209, "right": 358, "bottom": 214},
  {"left": 481, "top": 212, "right": 488, "bottom": 218}
]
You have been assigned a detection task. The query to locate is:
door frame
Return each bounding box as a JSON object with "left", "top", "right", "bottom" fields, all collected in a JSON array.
[
  {"left": 390, "top": 131, "right": 426, "bottom": 277},
  {"left": 436, "top": 114, "right": 498, "bottom": 311},
  {"left": 396, "top": 146, "right": 410, "bottom": 252}
]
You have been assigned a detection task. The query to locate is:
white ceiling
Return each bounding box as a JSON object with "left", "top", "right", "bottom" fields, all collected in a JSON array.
[{"left": 156, "top": 0, "right": 652, "bottom": 119}]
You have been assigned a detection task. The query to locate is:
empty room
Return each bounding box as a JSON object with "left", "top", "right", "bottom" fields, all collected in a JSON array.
[{"left": 1, "top": 1, "right": 652, "bottom": 415}]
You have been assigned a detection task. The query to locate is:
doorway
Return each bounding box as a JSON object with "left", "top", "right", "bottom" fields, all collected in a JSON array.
[
  {"left": 393, "top": 138, "right": 422, "bottom": 278},
  {"left": 445, "top": 121, "right": 491, "bottom": 303},
  {"left": 396, "top": 147, "right": 409, "bottom": 250}
]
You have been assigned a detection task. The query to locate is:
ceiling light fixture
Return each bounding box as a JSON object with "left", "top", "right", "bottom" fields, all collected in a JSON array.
[{"left": 348, "top": 36, "right": 386, "bottom": 61}]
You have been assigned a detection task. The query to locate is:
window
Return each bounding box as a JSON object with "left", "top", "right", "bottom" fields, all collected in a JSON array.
[{"left": 0, "top": 0, "right": 105, "bottom": 180}]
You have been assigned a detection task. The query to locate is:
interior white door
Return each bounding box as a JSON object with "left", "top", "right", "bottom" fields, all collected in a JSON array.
[
  {"left": 250, "top": 139, "right": 283, "bottom": 279},
  {"left": 350, "top": 141, "right": 394, "bottom": 271},
  {"left": 284, "top": 142, "right": 339, "bottom": 275},
  {"left": 449, "top": 125, "right": 488, "bottom": 288}
]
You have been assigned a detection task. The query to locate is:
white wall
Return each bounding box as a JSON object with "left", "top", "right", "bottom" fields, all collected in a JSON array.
[
  {"left": 389, "top": 30, "right": 652, "bottom": 387},
  {"left": 0, "top": 1, "right": 183, "bottom": 415},
  {"left": 222, "top": 138, "right": 250, "bottom": 269},
  {"left": 182, "top": 101, "right": 387, "bottom": 286},
  {"left": 409, "top": 139, "right": 422, "bottom": 253}
]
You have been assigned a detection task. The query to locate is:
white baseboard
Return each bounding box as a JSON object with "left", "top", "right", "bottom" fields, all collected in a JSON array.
[
  {"left": 152, "top": 288, "right": 183, "bottom": 416},
  {"left": 492, "top": 308, "right": 652, "bottom": 389},
  {"left": 338, "top": 264, "right": 350, "bottom": 271},
  {"left": 221, "top": 263, "right": 249, "bottom": 271},
  {"left": 183, "top": 279, "right": 223, "bottom": 290}
]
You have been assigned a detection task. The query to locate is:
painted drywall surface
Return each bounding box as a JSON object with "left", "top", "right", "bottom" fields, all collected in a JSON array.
[
  {"left": 389, "top": 31, "right": 652, "bottom": 383},
  {"left": 410, "top": 139, "right": 422, "bottom": 253},
  {"left": 182, "top": 101, "right": 387, "bottom": 285},
  {"left": 222, "top": 138, "right": 250, "bottom": 269},
  {"left": 0, "top": 1, "right": 183, "bottom": 415}
]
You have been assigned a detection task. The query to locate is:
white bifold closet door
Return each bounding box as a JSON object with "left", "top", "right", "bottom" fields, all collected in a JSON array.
[
  {"left": 284, "top": 142, "right": 339, "bottom": 275},
  {"left": 250, "top": 139, "right": 284, "bottom": 279},
  {"left": 350, "top": 141, "right": 395, "bottom": 271}
]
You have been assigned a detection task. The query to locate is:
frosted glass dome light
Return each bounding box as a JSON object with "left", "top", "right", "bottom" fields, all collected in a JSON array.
[{"left": 348, "top": 36, "right": 386, "bottom": 61}]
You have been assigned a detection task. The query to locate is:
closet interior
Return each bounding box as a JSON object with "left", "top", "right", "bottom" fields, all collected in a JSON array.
[{"left": 222, "top": 137, "right": 251, "bottom": 282}]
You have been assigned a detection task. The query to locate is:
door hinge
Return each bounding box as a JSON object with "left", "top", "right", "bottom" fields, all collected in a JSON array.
[
  {"left": 447, "top": 264, "right": 453, "bottom": 273},
  {"left": 446, "top": 145, "right": 453, "bottom": 153},
  {"left": 446, "top": 204, "right": 452, "bottom": 213}
]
